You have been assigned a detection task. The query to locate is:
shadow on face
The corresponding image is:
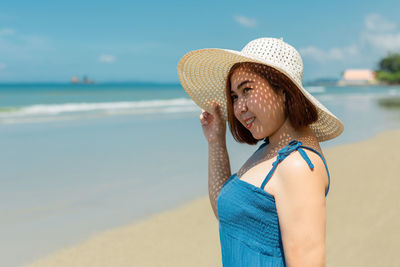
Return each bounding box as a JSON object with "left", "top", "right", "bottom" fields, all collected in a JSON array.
[{"left": 229, "top": 66, "right": 286, "bottom": 140}]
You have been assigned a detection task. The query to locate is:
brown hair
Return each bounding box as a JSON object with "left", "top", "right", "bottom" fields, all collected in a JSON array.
[{"left": 225, "top": 62, "right": 318, "bottom": 145}]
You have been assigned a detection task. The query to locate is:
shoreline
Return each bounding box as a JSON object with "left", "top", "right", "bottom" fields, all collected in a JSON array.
[{"left": 26, "top": 128, "right": 400, "bottom": 267}]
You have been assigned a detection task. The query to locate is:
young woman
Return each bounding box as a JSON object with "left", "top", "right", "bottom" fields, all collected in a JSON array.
[{"left": 177, "top": 37, "right": 343, "bottom": 266}]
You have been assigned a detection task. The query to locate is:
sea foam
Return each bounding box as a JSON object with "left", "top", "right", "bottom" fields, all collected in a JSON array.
[{"left": 0, "top": 98, "right": 199, "bottom": 124}]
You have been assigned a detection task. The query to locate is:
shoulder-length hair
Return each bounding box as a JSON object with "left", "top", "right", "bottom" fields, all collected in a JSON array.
[{"left": 225, "top": 62, "right": 318, "bottom": 145}]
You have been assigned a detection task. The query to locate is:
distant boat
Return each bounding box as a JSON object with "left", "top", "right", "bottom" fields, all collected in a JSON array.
[
  {"left": 71, "top": 75, "right": 96, "bottom": 84},
  {"left": 71, "top": 76, "right": 79, "bottom": 84}
]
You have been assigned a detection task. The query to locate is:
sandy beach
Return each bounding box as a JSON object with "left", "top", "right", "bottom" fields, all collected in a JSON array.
[{"left": 26, "top": 129, "right": 400, "bottom": 267}]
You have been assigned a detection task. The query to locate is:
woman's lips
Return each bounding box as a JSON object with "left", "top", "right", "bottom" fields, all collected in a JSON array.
[{"left": 245, "top": 117, "right": 255, "bottom": 129}]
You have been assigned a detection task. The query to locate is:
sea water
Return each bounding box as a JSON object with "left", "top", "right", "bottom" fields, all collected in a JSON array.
[{"left": 0, "top": 83, "right": 400, "bottom": 266}]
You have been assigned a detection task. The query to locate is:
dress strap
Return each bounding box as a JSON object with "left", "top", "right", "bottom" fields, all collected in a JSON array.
[
  {"left": 299, "top": 145, "right": 331, "bottom": 197},
  {"left": 260, "top": 140, "right": 330, "bottom": 197}
]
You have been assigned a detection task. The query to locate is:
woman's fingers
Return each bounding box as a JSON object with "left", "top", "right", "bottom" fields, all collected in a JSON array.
[
  {"left": 200, "top": 104, "right": 222, "bottom": 127},
  {"left": 212, "top": 102, "right": 222, "bottom": 122},
  {"left": 201, "top": 109, "right": 212, "bottom": 119},
  {"left": 200, "top": 110, "right": 215, "bottom": 127},
  {"left": 200, "top": 111, "right": 208, "bottom": 126}
]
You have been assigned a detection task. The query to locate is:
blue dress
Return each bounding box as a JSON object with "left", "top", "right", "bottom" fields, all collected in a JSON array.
[{"left": 216, "top": 140, "right": 330, "bottom": 267}]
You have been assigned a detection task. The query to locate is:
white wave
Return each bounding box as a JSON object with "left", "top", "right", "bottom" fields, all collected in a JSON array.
[
  {"left": 306, "top": 86, "right": 325, "bottom": 93},
  {"left": 0, "top": 98, "right": 201, "bottom": 124},
  {"left": 0, "top": 98, "right": 196, "bottom": 116}
]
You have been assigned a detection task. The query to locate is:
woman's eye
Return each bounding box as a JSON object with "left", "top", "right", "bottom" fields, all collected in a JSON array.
[
  {"left": 231, "top": 95, "right": 238, "bottom": 101},
  {"left": 243, "top": 87, "right": 252, "bottom": 93}
]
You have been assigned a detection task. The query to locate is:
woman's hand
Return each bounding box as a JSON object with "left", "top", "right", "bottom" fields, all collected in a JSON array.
[{"left": 199, "top": 102, "right": 226, "bottom": 144}]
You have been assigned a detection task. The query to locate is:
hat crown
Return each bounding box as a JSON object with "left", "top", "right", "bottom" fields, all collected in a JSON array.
[{"left": 240, "top": 38, "right": 304, "bottom": 85}]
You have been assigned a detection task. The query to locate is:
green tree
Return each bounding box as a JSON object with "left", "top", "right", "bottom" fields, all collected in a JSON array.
[
  {"left": 379, "top": 53, "right": 400, "bottom": 72},
  {"left": 376, "top": 52, "right": 400, "bottom": 84}
]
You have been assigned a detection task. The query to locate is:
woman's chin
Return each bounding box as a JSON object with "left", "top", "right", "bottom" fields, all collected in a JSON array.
[
  {"left": 250, "top": 130, "right": 268, "bottom": 141},
  {"left": 250, "top": 132, "right": 263, "bottom": 140}
]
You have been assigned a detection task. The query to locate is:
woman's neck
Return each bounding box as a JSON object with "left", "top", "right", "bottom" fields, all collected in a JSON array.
[{"left": 266, "top": 117, "right": 318, "bottom": 154}]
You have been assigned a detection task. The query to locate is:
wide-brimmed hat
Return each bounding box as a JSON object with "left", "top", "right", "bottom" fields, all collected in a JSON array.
[{"left": 177, "top": 37, "right": 344, "bottom": 142}]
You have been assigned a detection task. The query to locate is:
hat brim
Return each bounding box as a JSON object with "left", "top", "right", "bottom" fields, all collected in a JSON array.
[{"left": 177, "top": 48, "right": 344, "bottom": 142}]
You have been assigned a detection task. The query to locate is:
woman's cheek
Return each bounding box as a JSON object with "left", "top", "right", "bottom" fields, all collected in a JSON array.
[{"left": 233, "top": 105, "right": 240, "bottom": 120}]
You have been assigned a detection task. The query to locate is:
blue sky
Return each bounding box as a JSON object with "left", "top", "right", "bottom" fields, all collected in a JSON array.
[{"left": 0, "top": 0, "right": 400, "bottom": 83}]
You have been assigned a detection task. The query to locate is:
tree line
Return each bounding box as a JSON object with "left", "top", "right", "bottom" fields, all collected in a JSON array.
[{"left": 376, "top": 53, "right": 400, "bottom": 84}]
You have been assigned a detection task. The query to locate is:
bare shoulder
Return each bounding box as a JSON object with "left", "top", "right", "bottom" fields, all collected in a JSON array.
[
  {"left": 273, "top": 147, "right": 328, "bottom": 266},
  {"left": 273, "top": 149, "right": 329, "bottom": 199}
]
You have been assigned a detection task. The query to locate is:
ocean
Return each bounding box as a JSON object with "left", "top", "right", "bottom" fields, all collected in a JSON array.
[{"left": 1, "top": 83, "right": 400, "bottom": 266}]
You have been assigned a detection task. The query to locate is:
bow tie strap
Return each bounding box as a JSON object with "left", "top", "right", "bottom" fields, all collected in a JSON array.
[
  {"left": 261, "top": 140, "right": 314, "bottom": 189},
  {"left": 276, "top": 140, "right": 314, "bottom": 169},
  {"left": 297, "top": 147, "right": 314, "bottom": 169}
]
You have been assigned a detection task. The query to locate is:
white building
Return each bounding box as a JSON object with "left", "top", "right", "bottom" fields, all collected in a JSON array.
[{"left": 337, "top": 69, "right": 377, "bottom": 86}]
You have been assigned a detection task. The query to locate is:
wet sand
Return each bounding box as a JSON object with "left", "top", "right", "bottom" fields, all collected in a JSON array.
[{"left": 26, "top": 129, "right": 400, "bottom": 267}]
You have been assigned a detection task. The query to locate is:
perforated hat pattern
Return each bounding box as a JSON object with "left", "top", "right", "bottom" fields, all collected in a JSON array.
[{"left": 240, "top": 38, "right": 304, "bottom": 86}]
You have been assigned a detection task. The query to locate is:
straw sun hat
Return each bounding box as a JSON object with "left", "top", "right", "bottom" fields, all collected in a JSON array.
[{"left": 177, "top": 37, "right": 344, "bottom": 142}]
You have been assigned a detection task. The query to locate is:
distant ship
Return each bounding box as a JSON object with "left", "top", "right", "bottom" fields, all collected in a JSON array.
[{"left": 71, "top": 75, "right": 95, "bottom": 84}]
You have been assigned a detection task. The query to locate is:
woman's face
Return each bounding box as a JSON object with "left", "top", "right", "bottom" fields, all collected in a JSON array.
[{"left": 230, "top": 66, "right": 287, "bottom": 140}]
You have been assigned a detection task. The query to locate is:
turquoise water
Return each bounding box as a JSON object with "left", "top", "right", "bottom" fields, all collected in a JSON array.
[
  {"left": 1, "top": 83, "right": 400, "bottom": 266},
  {"left": 0, "top": 83, "right": 193, "bottom": 124}
]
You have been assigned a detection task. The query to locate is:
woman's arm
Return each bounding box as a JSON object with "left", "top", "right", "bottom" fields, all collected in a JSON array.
[
  {"left": 274, "top": 150, "right": 329, "bottom": 267},
  {"left": 200, "top": 103, "right": 231, "bottom": 219},
  {"left": 208, "top": 139, "right": 231, "bottom": 219}
]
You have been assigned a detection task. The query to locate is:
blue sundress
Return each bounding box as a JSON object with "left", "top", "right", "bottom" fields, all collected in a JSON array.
[{"left": 216, "top": 140, "right": 330, "bottom": 266}]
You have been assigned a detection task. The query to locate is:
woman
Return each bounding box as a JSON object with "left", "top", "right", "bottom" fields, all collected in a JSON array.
[{"left": 177, "top": 38, "right": 343, "bottom": 266}]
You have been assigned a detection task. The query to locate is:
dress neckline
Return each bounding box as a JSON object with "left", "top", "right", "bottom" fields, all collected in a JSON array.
[{"left": 233, "top": 173, "right": 276, "bottom": 202}]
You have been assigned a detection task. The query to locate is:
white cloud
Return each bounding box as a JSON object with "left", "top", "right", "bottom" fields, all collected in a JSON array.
[
  {"left": 0, "top": 62, "right": 6, "bottom": 70},
  {"left": 0, "top": 13, "right": 15, "bottom": 20},
  {"left": 233, "top": 15, "right": 257, "bottom": 28},
  {"left": 0, "top": 28, "right": 51, "bottom": 55},
  {"left": 300, "top": 45, "right": 359, "bottom": 63},
  {"left": 361, "top": 32, "right": 400, "bottom": 52},
  {"left": 21, "top": 35, "right": 48, "bottom": 46},
  {"left": 0, "top": 28, "right": 15, "bottom": 36},
  {"left": 300, "top": 13, "right": 400, "bottom": 65},
  {"left": 98, "top": 54, "right": 116, "bottom": 63},
  {"left": 364, "top": 13, "right": 396, "bottom": 32},
  {"left": 360, "top": 13, "right": 400, "bottom": 52}
]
